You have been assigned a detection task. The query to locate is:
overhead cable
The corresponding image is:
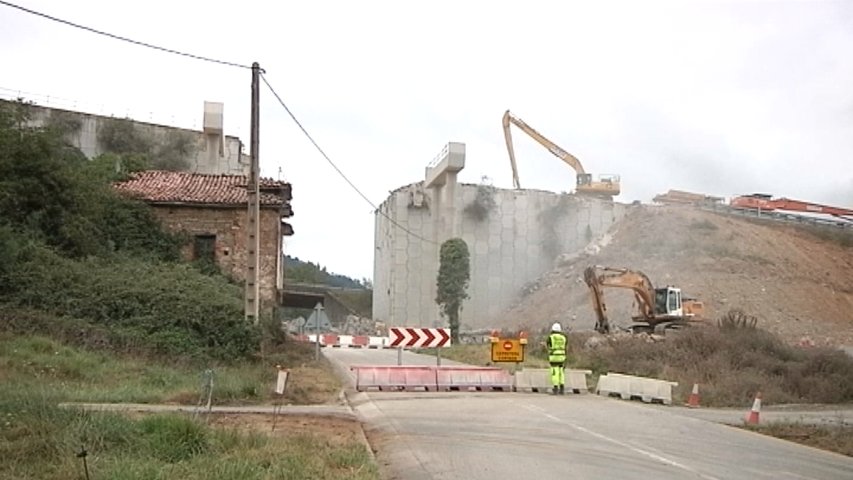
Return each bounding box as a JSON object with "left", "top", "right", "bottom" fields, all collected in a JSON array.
[
  {"left": 260, "top": 73, "right": 438, "bottom": 245},
  {"left": 0, "top": 0, "right": 252, "bottom": 69}
]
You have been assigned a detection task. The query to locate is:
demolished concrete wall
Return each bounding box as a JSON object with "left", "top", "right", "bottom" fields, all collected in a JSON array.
[{"left": 373, "top": 181, "right": 627, "bottom": 330}]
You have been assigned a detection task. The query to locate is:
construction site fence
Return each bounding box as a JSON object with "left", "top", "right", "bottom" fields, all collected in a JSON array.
[{"left": 701, "top": 204, "right": 853, "bottom": 230}]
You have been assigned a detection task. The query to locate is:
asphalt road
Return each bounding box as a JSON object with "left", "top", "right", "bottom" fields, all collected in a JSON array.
[{"left": 325, "top": 348, "right": 853, "bottom": 480}]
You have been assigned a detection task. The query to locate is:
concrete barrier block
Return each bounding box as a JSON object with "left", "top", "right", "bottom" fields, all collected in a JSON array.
[
  {"left": 566, "top": 369, "right": 592, "bottom": 394},
  {"left": 514, "top": 368, "right": 591, "bottom": 394},
  {"left": 596, "top": 372, "right": 678, "bottom": 404},
  {"left": 595, "top": 374, "right": 620, "bottom": 397},
  {"left": 513, "top": 369, "right": 551, "bottom": 393}
]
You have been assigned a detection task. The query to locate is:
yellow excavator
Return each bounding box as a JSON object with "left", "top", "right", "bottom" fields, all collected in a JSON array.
[
  {"left": 583, "top": 265, "right": 706, "bottom": 334},
  {"left": 502, "top": 110, "right": 621, "bottom": 198}
]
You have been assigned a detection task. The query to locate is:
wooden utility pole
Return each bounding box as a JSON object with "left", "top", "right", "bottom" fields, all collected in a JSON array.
[{"left": 245, "top": 62, "right": 261, "bottom": 323}]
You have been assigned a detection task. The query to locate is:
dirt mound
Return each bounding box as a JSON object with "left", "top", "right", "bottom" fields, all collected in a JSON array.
[{"left": 495, "top": 205, "right": 853, "bottom": 346}]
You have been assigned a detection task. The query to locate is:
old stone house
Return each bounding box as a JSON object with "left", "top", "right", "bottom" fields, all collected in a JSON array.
[{"left": 114, "top": 170, "right": 293, "bottom": 311}]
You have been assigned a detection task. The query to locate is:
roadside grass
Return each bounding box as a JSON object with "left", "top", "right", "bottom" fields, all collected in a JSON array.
[
  {"left": 742, "top": 423, "right": 853, "bottom": 457},
  {"left": 0, "top": 333, "right": 341, "bottom": 406},
  {"left": 0, "top": 334, "right": 376, "bottom": 479},
  {"left": 567, "top": 326, "right": 853, "bottom": 407},
  {"left": 0, "top": 394, "right": 378, "bottom": 480}
]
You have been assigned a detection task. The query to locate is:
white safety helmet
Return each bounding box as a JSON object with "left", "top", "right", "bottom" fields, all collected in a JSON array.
[{"left": 551, "top": 322, "right": 562, "bottom": 332}]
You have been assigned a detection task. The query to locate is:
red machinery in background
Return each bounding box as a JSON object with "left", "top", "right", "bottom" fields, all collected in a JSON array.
[{"left": 730, "top": 194, "right": 853, "bottom": 218}]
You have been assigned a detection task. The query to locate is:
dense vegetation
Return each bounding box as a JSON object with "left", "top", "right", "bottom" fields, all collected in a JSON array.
[{"left": 0, "top": 100, "right": 254, "bottom": 361}]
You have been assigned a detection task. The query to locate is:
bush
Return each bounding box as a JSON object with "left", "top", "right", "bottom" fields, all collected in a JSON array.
[
  {"left": 2, "top": 245, "right": 258, "bottom": 361},
  {"left": 571, "top": 325, "right": 853, "bottom": 407}
]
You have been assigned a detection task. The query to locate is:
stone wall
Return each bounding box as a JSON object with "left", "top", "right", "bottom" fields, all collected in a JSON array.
[
  {"left": 151, "top": 205, "right": 283, "bottom": 310},
  {"left": 373, "top": 182, "right": 627, "bottom": 329}
]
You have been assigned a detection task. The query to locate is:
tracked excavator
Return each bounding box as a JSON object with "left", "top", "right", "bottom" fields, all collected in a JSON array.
[
  {"left": 502, "top": 110, "right": 621, "bottom": 198},
  {"left": 583, "top": 265, "right": 706, "bottom": 334}
]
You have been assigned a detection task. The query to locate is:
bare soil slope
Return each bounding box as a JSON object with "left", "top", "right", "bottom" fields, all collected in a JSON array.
[{"left": 495, "top": 205, "right": 853, "bottom": 346}]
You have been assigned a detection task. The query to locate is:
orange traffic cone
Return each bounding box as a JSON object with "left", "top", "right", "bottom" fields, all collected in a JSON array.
[
  {"left": 686, "top": 383, "right": 700, "bottom": 408},
  {"left": 745, "top": 392, "right": 761, "bottom": 425}
]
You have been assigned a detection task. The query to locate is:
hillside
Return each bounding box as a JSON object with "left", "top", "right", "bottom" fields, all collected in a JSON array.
[
  {"left": 284, "top": 255, "right": 369, "bottom": 289},
  {"left": 495, "top": 205, "right": 853, "bottom": 346}
]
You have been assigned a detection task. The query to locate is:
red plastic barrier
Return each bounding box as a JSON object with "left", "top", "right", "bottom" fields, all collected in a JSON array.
[
  {"left": 352, "top": 336, "right": 369, "bottom": 348},
  {"left": 435, "top": 367, "right": 513, "bottom": 392},
  {"left": 351, "top": 366, "right": 437, "bottom": 392},
  {"left": 321, "top": 334, "right": 339, "bottom": 347}
]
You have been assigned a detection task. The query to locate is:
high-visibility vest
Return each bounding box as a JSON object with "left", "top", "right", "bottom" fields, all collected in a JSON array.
[{"left": 548, "top": 332, "right": 567, "bottom": 363}]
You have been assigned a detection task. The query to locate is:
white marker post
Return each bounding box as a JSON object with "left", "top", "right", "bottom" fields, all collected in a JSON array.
[
  {"left": 272, "top": 365, "right": 288, "bottom": 431},
  {"left": 314, "top": 303, "right": 323, "bottom": 362}
]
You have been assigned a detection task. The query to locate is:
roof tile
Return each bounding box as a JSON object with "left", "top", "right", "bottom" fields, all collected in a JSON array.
[{"left": 114, "top": 170, "right": 290, "bottom": 206}]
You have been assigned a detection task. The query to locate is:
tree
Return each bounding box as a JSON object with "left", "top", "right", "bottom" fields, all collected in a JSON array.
[{"left": 435, "top": 238, "right": 470, "bottom": 343}]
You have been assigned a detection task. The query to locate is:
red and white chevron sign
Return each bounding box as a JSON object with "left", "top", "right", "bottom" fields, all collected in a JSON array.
[{"left": 389, "top": 327, "right": 451, "bottom": 348}]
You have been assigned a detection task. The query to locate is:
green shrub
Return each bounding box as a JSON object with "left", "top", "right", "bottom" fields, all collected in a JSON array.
[
  {"left": 3, "top": 246, "right": 258, "bottom": 361},
  {"left": 139, "top": 415, "right": 210, "bottom": 462},
  {"left": 572, "top": 325, "right": 853, "bottom": 407}
]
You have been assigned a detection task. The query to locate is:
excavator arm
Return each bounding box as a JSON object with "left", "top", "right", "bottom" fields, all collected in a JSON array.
[
  {"left": 503, "top": 110, "right": 587, "bottom": 191},
  {"left": 502, "top": 111, "right": 523, "bottom": 189},
  {"left": 502, "top": 110, "right": 620, "bottom": 197},
  {"left": 583, "top": 266, "right": 657, "bottom": 333}
]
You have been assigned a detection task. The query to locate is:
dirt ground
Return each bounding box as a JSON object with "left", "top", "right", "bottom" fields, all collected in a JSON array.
[
  {"left": 206, "top": 413, "right": 365, "bottom": 445},
  {"left": 495, "top": 205, "right": 853, "bottom": 346}
]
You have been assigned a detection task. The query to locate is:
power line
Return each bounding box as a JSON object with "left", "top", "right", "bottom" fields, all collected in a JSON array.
[
  {"left": 0, "top": 0, "right": 251, "bottom": 70},
  {"left": 2, "top": 0, "right": 434, "bottom": 244},
  {"left": 260, "top": 73, "right": 438, "bottom": 245}
]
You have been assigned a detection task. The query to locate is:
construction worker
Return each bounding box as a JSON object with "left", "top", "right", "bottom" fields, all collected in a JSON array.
[{"left": 546, "top": 322, "right": 568, "bottom": 395}]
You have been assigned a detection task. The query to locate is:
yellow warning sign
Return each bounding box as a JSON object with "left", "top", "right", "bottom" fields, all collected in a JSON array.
[{"left": 491, "top": 338, "right": 524, "bottom": 363}]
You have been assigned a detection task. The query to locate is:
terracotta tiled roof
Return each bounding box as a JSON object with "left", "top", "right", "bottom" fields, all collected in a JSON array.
[{"left": 114, "top": 170, "right": 291, "bottom": 207}]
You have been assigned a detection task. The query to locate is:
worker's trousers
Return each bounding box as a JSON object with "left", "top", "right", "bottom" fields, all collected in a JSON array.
[{"left": 549, "top": 362, "right": 565, "bottom": 387}]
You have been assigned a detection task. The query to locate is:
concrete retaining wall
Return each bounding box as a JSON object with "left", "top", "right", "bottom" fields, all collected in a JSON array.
[{"left": 373, "top": 182, "right": 627, "bottom": 329}]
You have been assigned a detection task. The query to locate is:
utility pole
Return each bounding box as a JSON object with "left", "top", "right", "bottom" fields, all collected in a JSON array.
[{"left": 245, "top": 62, "right": 261, "bottom": 323}]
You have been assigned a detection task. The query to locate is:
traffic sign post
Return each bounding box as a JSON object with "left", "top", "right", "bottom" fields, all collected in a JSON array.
[
  {"left": 489, "top": 331, "right": 528, "bottom": 372},
  {"left": 389, "top": 327, "right": 452, "bottom": 349},
  {"left": 389, "top": 327, "right": 451, "bottom": 366}
]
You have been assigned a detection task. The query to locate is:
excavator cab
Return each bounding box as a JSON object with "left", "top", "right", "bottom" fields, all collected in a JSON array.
[
  {"left": 654, "top": 287, "right": 683, "bottom": 316},
  {"left": 576, "top": 173, "right": 621, "bottom": 197}
]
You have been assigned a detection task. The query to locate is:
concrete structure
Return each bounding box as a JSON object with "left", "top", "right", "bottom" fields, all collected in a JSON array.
[
  {"left": 2, "top": 99, "right": 247, "bottom": 175},
  {"left": 114, "top": 171, "right": 293, "bottom": 312},
  {"left": 373, "top": 142, "right": 627, "bottom": 330},
  {"left": 279, "top": 282, "right": 373, "bottom": 329}
]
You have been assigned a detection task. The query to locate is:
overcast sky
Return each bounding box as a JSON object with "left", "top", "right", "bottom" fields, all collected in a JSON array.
[{"left": 2, "top": 0, "right": 851, "bottom": 280}]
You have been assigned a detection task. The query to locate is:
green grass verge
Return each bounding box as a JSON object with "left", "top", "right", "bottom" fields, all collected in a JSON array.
[
  {"left": 0, "top": 396, "right": 378, "bottom": 479},
  {"left": 0, "top": 334, "right": 376, "bottom": 479},
  {"left": 0, "top": 333, "right": 341, "bottom": 406}
]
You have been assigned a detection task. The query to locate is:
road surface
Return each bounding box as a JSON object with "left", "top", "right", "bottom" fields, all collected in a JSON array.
[{"left": 325, "top": 348, "right": 853, "bottom": 480}]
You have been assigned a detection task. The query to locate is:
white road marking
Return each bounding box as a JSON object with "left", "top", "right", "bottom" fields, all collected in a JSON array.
[{"left": 522, "top": 403, "right": 722, "bottom": 480}]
